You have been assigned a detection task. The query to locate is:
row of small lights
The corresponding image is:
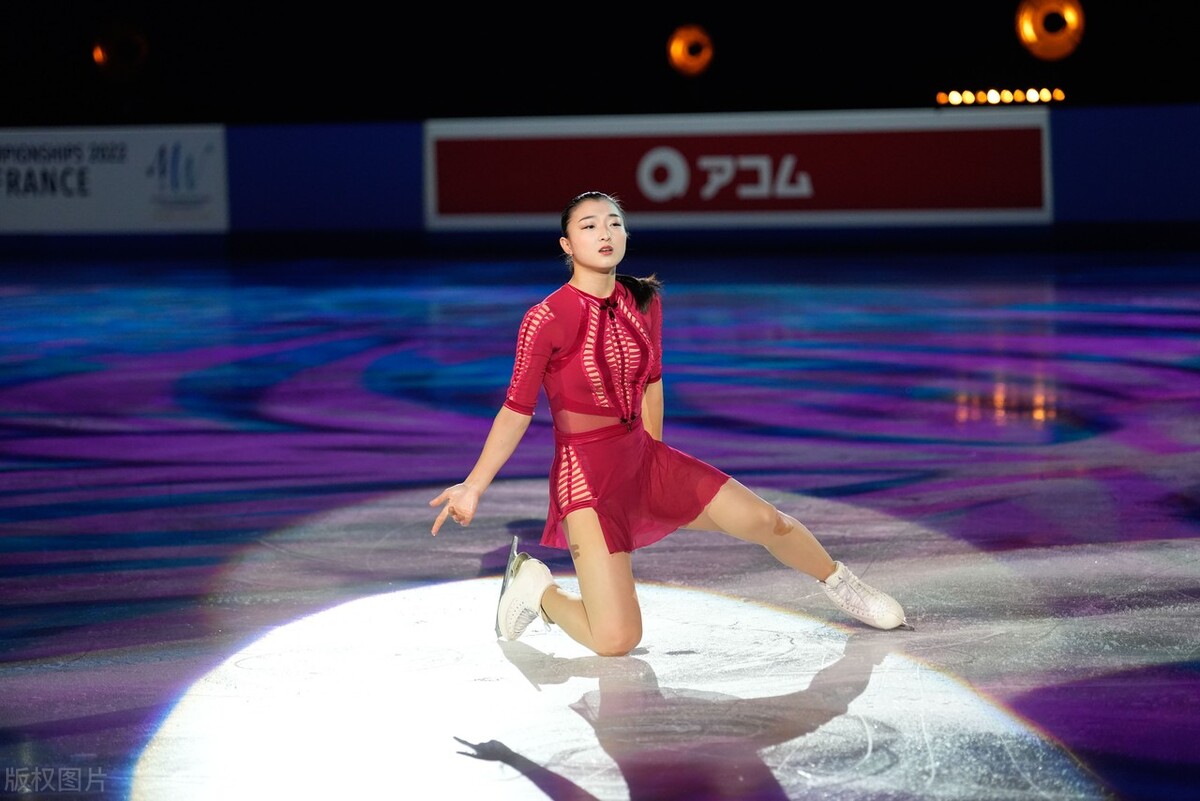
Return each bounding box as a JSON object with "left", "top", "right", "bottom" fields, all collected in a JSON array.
[{"left": 937, "top": 87, "right": 1066, "bottom": 106}]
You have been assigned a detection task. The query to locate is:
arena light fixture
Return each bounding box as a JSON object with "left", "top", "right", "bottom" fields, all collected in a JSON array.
[
  {"left": 667, "top": 24, "right": 714, "bottom": 77},
  {"left": 1016, "top": 0, "right": 1085, "bottom": 61},
  {"left": 91, "top": 22, "right": 149, "bottom": 79}
]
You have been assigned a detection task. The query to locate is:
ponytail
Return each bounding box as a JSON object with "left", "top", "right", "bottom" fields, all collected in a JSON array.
[{"left": 616, "top": 273, "right": 662, "bottom": 313}]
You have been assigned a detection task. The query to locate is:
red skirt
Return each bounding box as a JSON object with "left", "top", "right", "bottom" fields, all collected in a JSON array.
[{"left": 541, "top": 419, "right": 731, "bottom": 554}]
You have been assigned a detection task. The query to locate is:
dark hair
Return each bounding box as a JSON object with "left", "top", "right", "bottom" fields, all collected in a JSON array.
[
  {"left": 560, "top": 190, "right": 621, "bottom": 237},
  {"left": 560, "top": 190, "right": 662, "bottom": 312},
  {"left": 615, "top": 273, "right": 662, "bottom": 312}
]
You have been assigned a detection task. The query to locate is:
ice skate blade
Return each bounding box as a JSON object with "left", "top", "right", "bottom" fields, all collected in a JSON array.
[{"left": 495, "top": 535, "right": 522, "bottom": 637}]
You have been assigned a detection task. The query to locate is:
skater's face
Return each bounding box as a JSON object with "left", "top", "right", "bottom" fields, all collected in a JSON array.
[{"left": 560, "top": 198, "right": 627, "bottom": 275}]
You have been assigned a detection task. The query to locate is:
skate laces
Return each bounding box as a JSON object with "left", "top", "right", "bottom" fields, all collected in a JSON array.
[
  {"left": 506, "top": 604, "right": 541, "bottom": 639},
  {"left": 830, "top": 569, "right": 872, "bottom": 610}
]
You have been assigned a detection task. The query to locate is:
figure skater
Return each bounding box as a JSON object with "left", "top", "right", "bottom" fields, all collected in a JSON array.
[{"left": 430, "top": 191, "right": 910, "bottom": 656}]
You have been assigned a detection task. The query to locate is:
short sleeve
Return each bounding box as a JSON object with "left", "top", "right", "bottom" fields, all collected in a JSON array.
[
  {"left": 645, "top": 292, "right": 663, "bottom": 384},
  {"left": 503, "top": 302, "right": 557, "bottom": 415}
]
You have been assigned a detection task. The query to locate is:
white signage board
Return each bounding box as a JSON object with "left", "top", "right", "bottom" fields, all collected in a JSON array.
[{"left": 0, "top": 126, "right": 228, "bottom": 234}]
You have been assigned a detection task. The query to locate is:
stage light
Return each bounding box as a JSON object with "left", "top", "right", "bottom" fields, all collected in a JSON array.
[
  {"left": 1016, "top": 0, "right": 1085, "bottom": 61},
  {"left": 667, "top": 24, "right": 714, "bottom": 77},
  {"left": 91, "top": 23, "right": 149, "bottom": 80}
]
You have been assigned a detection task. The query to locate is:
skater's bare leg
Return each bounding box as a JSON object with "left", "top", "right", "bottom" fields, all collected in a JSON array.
[
  {"left": 687, "top": 478, "right": 909, "bottom": 629},
  {"left": 541, "top": 508, "right": 642, "bottom": 657},
  {"left": 686, "top": 478, "right": 837, "bottom": 581}
]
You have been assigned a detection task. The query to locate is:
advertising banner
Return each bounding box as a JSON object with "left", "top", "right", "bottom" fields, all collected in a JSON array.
[
  {"left": 0, "top": 126, "right": 228, "bottom": 234},
  {"left": 425, "top": 109, "right": 1051, "bottom": 231}
]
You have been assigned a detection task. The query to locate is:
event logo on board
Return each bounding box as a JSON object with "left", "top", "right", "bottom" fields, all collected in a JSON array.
[{"left": 424, "top": 109, "right": 1051, "bottom": 231}]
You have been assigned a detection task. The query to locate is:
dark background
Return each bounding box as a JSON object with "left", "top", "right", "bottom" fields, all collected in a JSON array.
[{"left": 2, "top": 2, "right": 1198, "bottom": 127}]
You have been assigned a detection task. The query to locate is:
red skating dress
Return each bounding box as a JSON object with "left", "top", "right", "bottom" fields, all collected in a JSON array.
[{"left": 503, "top": 280, "right": 731, "bottom": 554}]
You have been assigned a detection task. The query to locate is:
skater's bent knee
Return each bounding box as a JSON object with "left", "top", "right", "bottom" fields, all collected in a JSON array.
[
  {"left": 592, "top": 625, "right": 642, "bottom": 657},
  {"left": 594, "top": 641, "right": 638, "bottom": 657},
  {"left": 771, "top": 509, "right": 793, "bottom": 537}
]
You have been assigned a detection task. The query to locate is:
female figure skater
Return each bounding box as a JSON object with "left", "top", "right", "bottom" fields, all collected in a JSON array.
[{"left": 430, "top": 191, "right": 908, "bottom": 656}]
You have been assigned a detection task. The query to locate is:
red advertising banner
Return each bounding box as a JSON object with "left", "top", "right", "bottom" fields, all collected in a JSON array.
[{"left": 425, "top": 109, "right": 1050, "bottom": 230}]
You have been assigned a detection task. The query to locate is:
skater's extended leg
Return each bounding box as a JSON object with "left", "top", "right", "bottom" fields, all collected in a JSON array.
[
  {"left": 685, "top": 478, "right": 836, "bottom": 580},
  {"left": 686, "top": 478, "right": 909, "bottom": 630}
]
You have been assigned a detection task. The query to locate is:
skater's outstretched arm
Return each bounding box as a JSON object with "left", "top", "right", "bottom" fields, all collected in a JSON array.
[{"left": 430, "top": 406, "right": 531, "bottom": 534}]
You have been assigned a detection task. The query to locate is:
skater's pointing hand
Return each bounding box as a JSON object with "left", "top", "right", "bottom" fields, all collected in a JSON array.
[{"left": 429, "top": 482, "right": 479, "bottom": 535}]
